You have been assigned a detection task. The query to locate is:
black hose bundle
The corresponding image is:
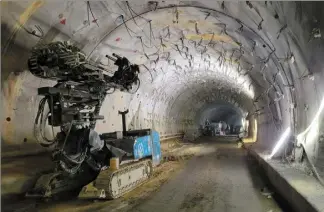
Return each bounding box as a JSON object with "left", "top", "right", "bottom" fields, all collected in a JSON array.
[
  {"left": 34, "top": 96, "right": 89, "bottom": 175},
  {"left": 59, "top": 150, "right": 87, "bottom": 175},
  {"left": 57, "top": 127, "right": 90, "bottom": 175},
  {"left": 34, "top": 97, "right": 56, "bottom": 147}
]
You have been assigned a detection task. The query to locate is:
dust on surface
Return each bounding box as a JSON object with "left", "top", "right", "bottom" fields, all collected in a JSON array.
[
  {"left": 118, "top": 160, "right": 187, "bottom": 211},
  {"left": 179, "top": 192, "right": 205, "bottom": 209},
  {"left": 2, "top": 138, "right": 287, "bottom": 212},
  {"left": 128, "top": 138, "right": 286, "bottom": 212},
  {"left": 30, "top": 160, "right": 186, "bottom": 212},
  {"left": 160, "top": 138, "right": 183, "bottom": 153}
]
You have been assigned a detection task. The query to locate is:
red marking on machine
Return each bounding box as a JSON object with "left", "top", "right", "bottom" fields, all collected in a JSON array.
[{"left": 115, "top": 37, "right": 121, "bottom": 42}]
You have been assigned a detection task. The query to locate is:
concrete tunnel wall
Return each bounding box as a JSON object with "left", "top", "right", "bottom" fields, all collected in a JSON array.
[{"left": 1, "top": 1, "right": 324, "bottom": 174}]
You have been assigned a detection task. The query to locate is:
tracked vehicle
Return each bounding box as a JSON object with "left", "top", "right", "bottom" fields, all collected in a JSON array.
[{"left": 25, "top": 41, "right": 161, "bottom": 199}]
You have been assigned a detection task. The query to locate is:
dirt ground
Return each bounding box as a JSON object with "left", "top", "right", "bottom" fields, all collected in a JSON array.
[
  {"left": 1, "top": 138, "right": 192, "bottom": 212},
  {"left": 2, "top": 137, "right": 291, "bottom": 212},
  {"left": 120, "top": 137, "right": 286, "bottom": 212},
  {"left": 33, "top": 160, "right": 187, "bottom": 212}
]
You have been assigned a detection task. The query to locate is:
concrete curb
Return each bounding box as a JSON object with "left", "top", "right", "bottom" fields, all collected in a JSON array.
[{"left": 248, "top": 147, "right": 324, "bottom": 212}]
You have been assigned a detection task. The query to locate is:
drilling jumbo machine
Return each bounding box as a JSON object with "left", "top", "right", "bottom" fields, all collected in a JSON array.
[{"left": 25, "top": 41, "right": 161, "bottom": 200}]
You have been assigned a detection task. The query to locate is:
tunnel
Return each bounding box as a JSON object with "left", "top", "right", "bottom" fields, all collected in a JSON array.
[{"left": 1, "top": 1, "right": 324, "bottom": 211}]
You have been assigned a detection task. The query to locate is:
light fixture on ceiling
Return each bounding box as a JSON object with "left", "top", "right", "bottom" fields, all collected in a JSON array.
[{"left": 267, "top": 127, "right": 291, "bottom": 159}]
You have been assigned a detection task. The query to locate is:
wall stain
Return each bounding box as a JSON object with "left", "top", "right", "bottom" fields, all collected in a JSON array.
[
  {"left": 185, "top": 33, "right": 237, "bottom": 46},
  {"left": 2, "top": 0, "right": 44, "bottom": 54},
  {"left": 2, "top": 72, "right": 27, "bottom": 144}
]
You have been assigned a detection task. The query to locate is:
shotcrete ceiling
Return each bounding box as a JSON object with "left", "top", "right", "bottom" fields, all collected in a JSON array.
[
  {"left": 88, "top": 4, "right": 260, "bottom": 122},
  {"left": 2, "top": 1, "right": 293, "bottom": 119}
]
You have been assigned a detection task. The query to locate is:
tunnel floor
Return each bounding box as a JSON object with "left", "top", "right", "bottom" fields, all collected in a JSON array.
[
  {"left": 2, "top": 137, "right": 295, "bottom": 212},
  {"left": 129, "top": 137, "right": 289, "bottom": 212}
]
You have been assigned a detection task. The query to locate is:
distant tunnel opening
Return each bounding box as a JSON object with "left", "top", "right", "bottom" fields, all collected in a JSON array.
[{"left": 196, "top": 101, "right": 246, "bottom": 136}]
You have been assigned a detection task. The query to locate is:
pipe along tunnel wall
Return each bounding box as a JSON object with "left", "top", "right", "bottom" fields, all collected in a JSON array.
[{"left": 1, "top": 0, "right": 324, "bottom": 196}]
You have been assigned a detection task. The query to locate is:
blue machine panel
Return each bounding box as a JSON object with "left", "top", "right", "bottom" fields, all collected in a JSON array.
[
  {"left": 151, "top": 131, "right": 161, "bottom": 165},
  {"left": 133, "top": 130, "right": 161, "bottom": 166},
  {"left": 134, "top": 135, "right": 152, "bottom": 159}
]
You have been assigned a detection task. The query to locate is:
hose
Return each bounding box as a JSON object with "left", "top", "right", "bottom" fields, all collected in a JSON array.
[
  {"left": 128, "top": 78, "right": 140, "bottom": 94},
  {"left": 61, "top": 150, "right": 87, "bottom": 165},
  {"left": 34, "top": 97, "right": 88, "bottom": 173},
  {"left": 57, "top": 126, "right": 89, "bottom": 174},
  {"left": 34, "top": 97, "right": 56, "bottom": 147},
  {"left": 59, "top": 160, "right": 82, "bottom": 175},
  {"left": 58, "top": 146, "right": 87, "bottom": 175}
]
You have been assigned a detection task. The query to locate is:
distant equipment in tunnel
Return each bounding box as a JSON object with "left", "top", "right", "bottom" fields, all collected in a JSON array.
[{"left": 202, "top": 120, "right": 233, "bottom": 136}]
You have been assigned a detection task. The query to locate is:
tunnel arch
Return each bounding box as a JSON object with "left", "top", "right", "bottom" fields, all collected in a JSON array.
[{"left": 1, "top": 1, "right": 324, "bottom": 176}]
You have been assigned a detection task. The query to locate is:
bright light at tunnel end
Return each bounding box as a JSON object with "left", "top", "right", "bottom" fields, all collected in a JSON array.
[{"left": 267, "top": 127, "right": 291, "bottom": 160}]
